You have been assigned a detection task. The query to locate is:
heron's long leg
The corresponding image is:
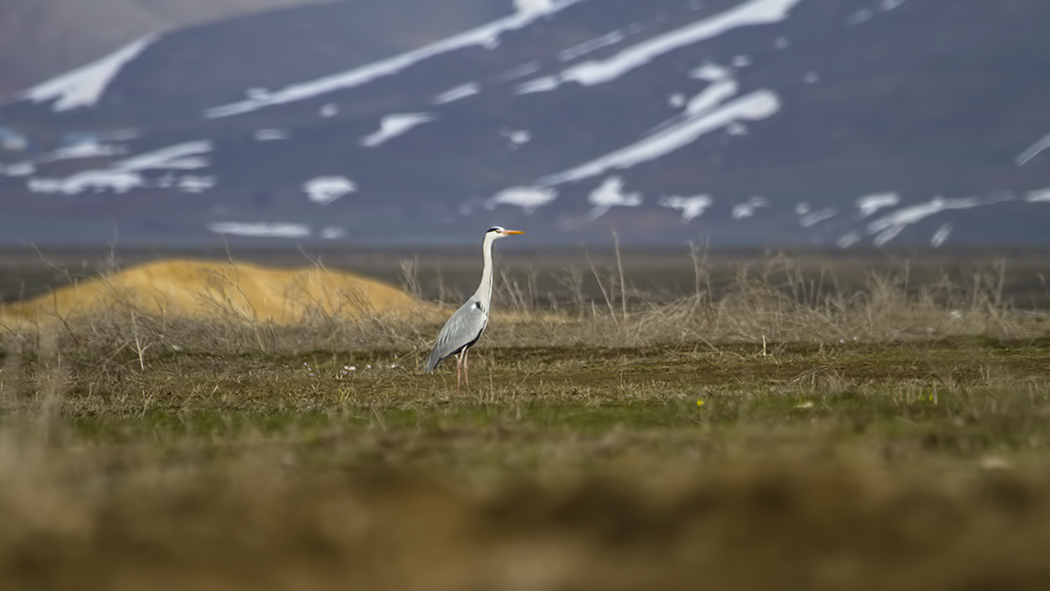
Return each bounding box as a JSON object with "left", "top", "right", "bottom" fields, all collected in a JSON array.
[
  {"left": 463, "top": 347, "right": 470, "bottom": 390},
  {"left": 455, "top": 349, "right": 465, "bottom": 392}
]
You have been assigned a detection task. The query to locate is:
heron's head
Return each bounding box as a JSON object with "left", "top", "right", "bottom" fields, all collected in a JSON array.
[{"left": 486, "top": 226, "right": 525, "bottom": 239}]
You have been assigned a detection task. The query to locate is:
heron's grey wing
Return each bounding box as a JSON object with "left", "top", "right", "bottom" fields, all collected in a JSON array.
[{"left": 423, "top": 297, "right": 488, "bottom": 372}]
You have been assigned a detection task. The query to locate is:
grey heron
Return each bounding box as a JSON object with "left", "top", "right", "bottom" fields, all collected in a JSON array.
[{"left": 424, "top": 226, "right": 524, "bottom": 389}]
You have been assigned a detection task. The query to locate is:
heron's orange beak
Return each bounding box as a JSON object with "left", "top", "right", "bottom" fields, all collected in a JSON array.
[{"left": 503, "top": 230, "right": 525, "bottom": 235}]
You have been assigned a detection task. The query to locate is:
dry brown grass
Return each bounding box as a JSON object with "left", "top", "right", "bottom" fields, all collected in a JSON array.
[
  {"left": 0, "top": 257, "right": 436, "bottom": 328},
  {"left": 2, "top": 251, "right": 1039, "bottom": 357}
]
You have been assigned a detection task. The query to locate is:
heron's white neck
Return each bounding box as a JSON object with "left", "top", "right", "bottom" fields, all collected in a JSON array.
[{"left": 474, "top": 233, "right": 497, "bottom": 309}]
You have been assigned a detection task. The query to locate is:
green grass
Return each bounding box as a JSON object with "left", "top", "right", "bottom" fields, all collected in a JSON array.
[{"left": 6, "top": 337, "right": 1048, "bottom": 476}]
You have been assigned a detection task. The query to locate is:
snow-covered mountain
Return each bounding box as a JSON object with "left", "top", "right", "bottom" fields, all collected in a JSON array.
[
  {"left": 0, "top": 0, "right": 331, "bottom": 97},
  {"left": 1, "top": 0, "right": 1048, "bottom": 247}
]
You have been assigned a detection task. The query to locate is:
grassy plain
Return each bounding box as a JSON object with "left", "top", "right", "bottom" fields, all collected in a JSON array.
[{"left": 2, "top": 247, "right": 1050, "bottom": 589}]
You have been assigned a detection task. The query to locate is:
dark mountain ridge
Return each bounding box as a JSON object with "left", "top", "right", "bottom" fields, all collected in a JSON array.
[{"left": 1, "top": 0, "right": 1048, "bottom": 247}]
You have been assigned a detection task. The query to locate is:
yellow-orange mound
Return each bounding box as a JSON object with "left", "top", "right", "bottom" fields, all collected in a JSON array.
[{"left": 1, "top": 259, "right": 434, "bottom": 326}]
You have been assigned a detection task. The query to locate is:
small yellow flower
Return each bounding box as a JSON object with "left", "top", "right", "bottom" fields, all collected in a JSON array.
[{"left": 696, "top": 399, "right": 705, "bottom": 407}]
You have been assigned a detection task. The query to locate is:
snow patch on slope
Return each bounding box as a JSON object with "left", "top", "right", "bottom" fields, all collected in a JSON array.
[
  {"left": 588, "top": 176, "right": 642, "bottom": 220},
  {"left": 49, "top": 141, "right": 126, "bottom": 160},
  {"left": 685, "top": 76, "right": 739, "bottom": 116},
  {"left": 867, "top": 195, "right": 1012, "bottom": 246},
  {"left": 931, "top": 223, "right": 952, "bottom": 247},
  {"left": 1016, "top": 133, "right": 1050, "bottom": 166},
  {"left": 501, "top": 128, "right": 532, "bottom": 149},
  {"left": 27, "top": 141, "right": 212, "bottom": 195},
  {"left": 496, "top": 49, "right": 781, "bottom": 209},
  {"left": 205, "top": 1, "right": 583, "bottom": 118},
  {"left": 21, "top": 35, "right": 158, "bottom": 112},
  {"left": 488, "top": 187, "right": 556, "bottom": 213},
  {"left": 360, "top": 114, "right": 433, "bottom": 147},
  {"left": 516, "top": 0, "right": 800, "bottom": 93},
  {"left": 1026, "top": 188, "right": 1050, "bottom": 202},
  {"left": 29, "top": 171, "right": 143, "bottom": 195},
  {"left": 433, "top": 83, "right": 480, "bottom": 104},
  {"left": 254, "top": 129, "right": 289, "bottom": 141},
  {"left": 23, "top": 134, "right": 132, "bottom": 164},
  {"left": 732, "top": 196, "right": 768, "bottom": 219},
  {"left": 800, "top": 208, "right": 836, "bottom": 227},
  {"left": 208, "top": 222, "right": 311, "bottom": 239},
  {"left": 660, "top": 195, "right": 712, "bottom": 222},
  {"left": 321, "top": 227, "right": 347, "bottom": 240},
  {"left": 856, "top": 193, "right": 899, "bottom": 218},
  {"left": 837, "top": 232, "right": 861, "bottom": 248},
  {"left": 539, "top": 90, "right": 780, "bottom": 185},
  {"left": 515, "top": 0, "right": 555, "bottom": 15},
  {"left": 690, "top": 62, "right": 732, "bottom": 81},
  {"left": 174, "top": 176, "right": 215, "bottom": 193},
  {"left": 303, "top": 176, "right": 356, "bottom": 205},
  {"left": 122, "top": 142, "right": 211, "bottom": 170},
  {"left": 516, "top": 77, "right": 561, "bottom": 95}
]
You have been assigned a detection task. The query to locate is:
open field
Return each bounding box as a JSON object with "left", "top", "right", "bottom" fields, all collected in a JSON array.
[{"left": 2, "top": 248, "right": 1050, "bottom": 589}]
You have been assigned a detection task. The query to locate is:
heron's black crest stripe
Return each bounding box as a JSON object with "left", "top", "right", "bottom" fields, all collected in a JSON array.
[{"left": 486, "top": 226, "right": 502, "bottom": 233}]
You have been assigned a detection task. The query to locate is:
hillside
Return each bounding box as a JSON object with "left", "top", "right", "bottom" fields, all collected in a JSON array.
[
  {"left": 1, "top": 0, "right": 1048, "bottom": 248},
  {"left": 0, "top": 258, "right": 433, "bottom": 327},
  {"left": 0, "top": 0, "right": 341, "bottom": 97}
]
